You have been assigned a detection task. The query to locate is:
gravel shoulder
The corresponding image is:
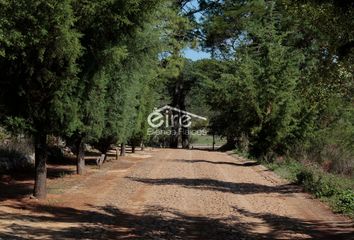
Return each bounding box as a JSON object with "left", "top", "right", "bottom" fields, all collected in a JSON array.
[{"left": 0, "top": 148, "right": 353, "bottom": 239}]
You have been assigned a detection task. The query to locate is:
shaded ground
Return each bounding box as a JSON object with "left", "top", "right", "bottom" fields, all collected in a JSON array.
[{"left": 0, "top": 149, "right": 353, "bottom": 239}]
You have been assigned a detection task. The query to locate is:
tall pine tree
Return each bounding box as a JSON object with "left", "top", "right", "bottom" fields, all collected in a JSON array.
[{"left": 0, "top": 0, "right": 82, "bottom": 198}]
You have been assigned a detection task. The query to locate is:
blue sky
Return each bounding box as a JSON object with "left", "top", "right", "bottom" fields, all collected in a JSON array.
[
  {"left": 183, "top": 48, "right": 211, "bottom": 61},
  {"left": 182, "top": 0, "right": 211, "bottom": 61}
]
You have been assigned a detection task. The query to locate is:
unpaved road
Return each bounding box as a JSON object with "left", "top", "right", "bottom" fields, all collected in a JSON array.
[{"left": 0, "top": 149, "right": 353, "bottom": 239}]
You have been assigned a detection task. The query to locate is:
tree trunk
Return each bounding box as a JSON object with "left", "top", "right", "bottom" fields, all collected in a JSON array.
[
  {"left": 76, "top": 138, "right": 85, "bottom": 175},
  {"left": 33, "top": 132, "right": 47, "bottom": 199},
  {"left": 212, "top": 133, "right": 215, "bottom": 151},
  {"left": 141, "top": 143, "right": 144, "bottom": 151},
  {"left": 181, "top": 126, "right": 189, "bottom": 149},
  {"left": 97, "top": 154, "right": 106, "bottom": 168},
  {"left": 132, "top": 144, "right": 135, "bottom": 153},
  {"left": 120, "top": 143, "right": 126, "bottom": 156},
  {"left": 170, "top": 113, "right": 180, "bottom": 148},
  {"left": 116, "top": 147, "right": 119, "bottom": 160}
]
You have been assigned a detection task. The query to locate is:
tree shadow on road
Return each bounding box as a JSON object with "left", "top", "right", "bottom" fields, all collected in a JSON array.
[
  {"left": 0, "top": 203, "right": 255, "bottom": 240},
  {"left": 232, "top": 207, "right": 354, "bottom": 240},
  {"left": 127, "top": 177, "right": 299, "bottom": 195},
  {"left": 174, "top": 159, "right": 260, "bottom": 167},
  {"left": 0, "top": 202, "right": 352, "bottom": 239},
  {"left": 0, "top": 166, "right": 76, "bottom": 202},
  {"left": 0, "top": 181, "right": 32, "bottom": 202}
]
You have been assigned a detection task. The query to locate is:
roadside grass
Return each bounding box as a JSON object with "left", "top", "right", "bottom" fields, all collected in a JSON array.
[
  {"left": 264, "top": 159, "right": 354, "bottom": 219},
  {"left": 190, "top": 135, "right": 226, "bottom": 146},
  {"left": 47, "top": 186, "right": 66, "bottom": 194},
  {"left": 47, "top": 174, "right": 77, "bottom": 195},
  {"left": 46, "top": 168, "right": 79, "bottom": 194}
]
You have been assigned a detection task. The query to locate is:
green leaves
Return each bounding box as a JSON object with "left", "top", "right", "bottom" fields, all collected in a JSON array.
[
  {"left": 0, "top": 0, "right": 82, "bottom": 135},
  {"left": 198, "top": 0, "right": 353, "bottom": 169},
  {"left": 199, "top": 1, "right": 305, "bottom": 157},
  {"left": 0, "top": 0, "right": 168, "bottom": 149}
]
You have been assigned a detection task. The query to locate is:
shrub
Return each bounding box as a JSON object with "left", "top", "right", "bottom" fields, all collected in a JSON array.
[
  {"left": 296, "top": 169, "right": 314, "bottom": 185},
  {"left": 0, "top": 127, "right": 10, "bottom": 142},
  {"left": 336, "top": 190, "right": 354, "bottom": 214},
  {"left": 0, "top": 139, "right": 34, "bottom": 172},
  {"left": 47, "top": 146, "right": 65, "bottom": 163},
  {"left": 265, "top": 158, "right": 354, "bottom": 218}
]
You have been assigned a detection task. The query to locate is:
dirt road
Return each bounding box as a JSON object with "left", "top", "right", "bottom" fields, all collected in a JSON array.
[{"left": 0, "top": 149, "right": 353, "bottom": 239}]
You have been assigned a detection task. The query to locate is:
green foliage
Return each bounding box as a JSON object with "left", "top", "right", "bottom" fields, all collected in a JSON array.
[
  {"left": 0, "top": 139, "right": 34, "bottom": 171},
  {"left": 3, "top": 117, "right": 33, "bottom": 135},
  {"left": 240, "top": 6, "right": 304, "bottom": 157},
  {"left": 190, "top": 135, "right": 226, "bottom": 146},
  {"left": 68, "top": 0, "right": 166, "bottom": 153},
  {"left": 0, "top": 0, "right": 82, "bottom": 136},
  {"left": 197, "top": 0, "right": 353, "bottom": 174},
  {"left": 0, "top": 0, "right": 177, "bottom": 197},
  {"left": 290, "top": 97, "right": 354, "bottom": 175},
  {"left": 0, "top": 0, "right": 351, "bottom": 205},
  {"left": 200, "top": 1, "right": 304, "bottom": 157},
  {"left": 337, "top": 190, "right": 354, "bottom": 215},
  {"left": 267, "top": 159, "right": 303, "bottom": 182},
  {"left": 296, "top": 169, "right": 337, "bottom": 198},
  {"left": 0, "top": 127, "right": 9, "bottom": 142},
  {"left": 91, "top": 1, "right": 169, "bottom": 151},
  {"left": 266, "top": 159, "right": 354, "bottom": 217},
  {"left": 70, "top": 0, "right": 160, "bottom": 144}
]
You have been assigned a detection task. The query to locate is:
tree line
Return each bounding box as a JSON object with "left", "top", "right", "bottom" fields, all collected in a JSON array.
[
  {"left": 0, "top": 0, "right": 191, "bottom": 198},
  {"left": 0, "top": 0, "right": 353, "bottom": 199},
  {"left": 189, "top": 0, "right": 353, "bottom": 173}
]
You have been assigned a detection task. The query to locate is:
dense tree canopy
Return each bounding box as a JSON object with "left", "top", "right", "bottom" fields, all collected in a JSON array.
[
  {"left": 0, "top": 0, "right": 352, "bottom": 199},
  {"left": 0, "top": 0, "right": 170, "bottom": 197},
  {"left": 0, "top": 0, "right": 82, "bottom": 198},
  {"left": 196, "top": 0, "right": 353, "bottom": 168}
]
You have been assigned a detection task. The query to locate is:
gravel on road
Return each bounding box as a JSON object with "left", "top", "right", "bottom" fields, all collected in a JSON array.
[{"left": 0, "top": 149, "right": 353, "bottom": 239}]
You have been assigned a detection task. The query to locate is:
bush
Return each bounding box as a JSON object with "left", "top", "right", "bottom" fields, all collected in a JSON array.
[
  {"left": 296, "top": 169, "right": 339, "bottom": 198},
  {"left": 267, "top": 159, "right": 302, "bottom": 182},
  {"left": 146, "top": 133, "right": 170, "bottom": 148},
  {"left": 0, "top": 147, "right": 23, "bottom": 160},
  {"left": 296, "top": 169, "right": 314, "bottom": 185},
  {"left": 0, "top": 127, "right": 10, "bottom": 142},
  {"left": 265, "top": 159, "right": 354, "bottom": 218},
  {"left": 47, "top": 146, "right": 65, "bottom": 163},
  {"left": 0, "top": 139, "right": 34, "bottom": 172},
  {"left": 336, "top": 190, "right": 354, "bottom": 214}
]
